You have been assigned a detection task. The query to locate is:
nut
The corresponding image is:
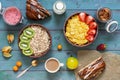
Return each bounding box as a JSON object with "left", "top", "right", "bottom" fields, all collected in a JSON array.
[{"left": 7, "top": 34, "right": 14, "bottom": 44}]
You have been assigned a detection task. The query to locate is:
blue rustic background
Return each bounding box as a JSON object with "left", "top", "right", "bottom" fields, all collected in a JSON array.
[{"left": 0, "top": 0, "right": 120, "bottom": 80}]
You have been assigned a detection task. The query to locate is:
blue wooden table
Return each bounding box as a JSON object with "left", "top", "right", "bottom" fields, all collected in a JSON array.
[{"left": 0, "top": 0, "right": 120, "bottom": 80}]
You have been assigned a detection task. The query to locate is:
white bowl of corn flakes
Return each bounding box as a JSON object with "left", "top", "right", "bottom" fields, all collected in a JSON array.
[{"left": 64, "top": 12, "right": 98, "bottom": 47}]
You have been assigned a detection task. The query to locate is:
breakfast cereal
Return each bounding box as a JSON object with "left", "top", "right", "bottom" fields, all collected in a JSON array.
[{"left": 65, "top": 15, "right": 89, "bottom": 45}]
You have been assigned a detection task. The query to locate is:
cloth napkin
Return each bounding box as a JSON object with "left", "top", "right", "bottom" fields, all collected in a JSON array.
[{"left": 74, "top": 50, "right": 120, "bottom": 80}]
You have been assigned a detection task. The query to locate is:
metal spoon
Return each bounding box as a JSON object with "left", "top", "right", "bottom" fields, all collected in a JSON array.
[{"left": 16, "top": 59, "right": 38, "bottom": 78}]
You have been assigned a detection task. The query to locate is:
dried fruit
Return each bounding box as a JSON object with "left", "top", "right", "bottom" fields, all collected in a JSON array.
[
  {"left": 2, "top": 46, "right": 12, "bottom": 58},
  {"left": 13, "top": 66, "right": 19, "bottom": 72},
  {"left": 16, "top": 61, "right": 22, "bottom": 67},
  {"left": 7, "top": 34, "right": 14, "bottom": 44},
  {"left": 57, "top": 44, "right": 62, "bottom": 50},
  {"left": 97, "top": 44, "right": 106, "bottom": 51}
]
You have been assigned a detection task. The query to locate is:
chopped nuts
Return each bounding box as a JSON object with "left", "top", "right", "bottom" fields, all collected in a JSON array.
[
  {"left": 7, "top": 34, "right": 14, "bottom": 44},
  {"left": 2, "top": 46, "right": 12, "bottom": 58},
  {"left": 98, "top": 8, "right": 111, "bottom": 22}
]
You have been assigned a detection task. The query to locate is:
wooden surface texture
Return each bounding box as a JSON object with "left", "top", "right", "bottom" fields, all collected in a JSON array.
[{"left": 0, "top": 0, "right": 120, "bottom": 80}]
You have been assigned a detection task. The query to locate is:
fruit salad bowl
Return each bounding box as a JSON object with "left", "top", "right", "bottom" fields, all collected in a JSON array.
[
  {"left": 63, "top": 12, "right": 98, "bottom": 47},
  {"left": 18, "top": 24, "right": 52, "bottom": 58}
]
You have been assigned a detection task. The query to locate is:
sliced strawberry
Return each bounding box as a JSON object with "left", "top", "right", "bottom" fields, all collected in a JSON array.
[
  {"left": 87, "top": 29, "right": 96, "bottom": 35},
  {"left": 79, "top": 12, "right": 86, "bottom": 22},
  {"left": 86, "top": 15, "right": 94, "bottom": 25},
  {"left": 89, "top": 22, "right": 97, "bottom": 29},
  {"left": 86, "top": 35, "right": 94, "bottom": 42}
]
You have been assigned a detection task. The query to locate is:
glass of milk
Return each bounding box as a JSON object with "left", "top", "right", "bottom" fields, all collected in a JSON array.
[{"left": 53, "top": 0, "right": 66, "bottom": 15}]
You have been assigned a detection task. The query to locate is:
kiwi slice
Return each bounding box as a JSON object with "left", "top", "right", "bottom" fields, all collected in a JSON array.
[
  {"left": 19, "top": 41, "right": 30, "bottom": 50},
  {"left": 22, "top": 48, "right": 33, "bottom": 56},
  {"left": 20, "top": 34, "right": 31, "bottom": 42},
  {"left": 23, "top": 28, "right": 35, "bottom": 38}
]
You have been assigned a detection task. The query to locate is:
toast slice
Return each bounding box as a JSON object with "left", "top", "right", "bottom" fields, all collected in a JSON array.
[
  {"left": 26, "top": 0, "right": 50, "bottom": 20},
  {"left": 78, "top": 57, "right": 105, "bottom": 80}
]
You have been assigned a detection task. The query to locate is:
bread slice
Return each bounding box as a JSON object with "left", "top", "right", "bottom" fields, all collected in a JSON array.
[
  {"left": 26, "top": 0, "right": 50, "bottom": 20},
  {"left": 78, "top": 57, "right": 105, "bottom": 80}
]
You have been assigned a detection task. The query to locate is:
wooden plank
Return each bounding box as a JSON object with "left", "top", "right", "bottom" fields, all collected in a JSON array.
[
  {"left": 0, "top": 10, "right": 120, "bottom": 30},
  {"left": 0, "top": 30, "right": 120, "bottom": 51},
  {"left": 0, "top": 71, "right": 75, "bottom": 80},
  {"left": 0, "top": 50, "right": 77, "bottom": 70},
  {"left": 0, "top": 0, "right": 120, "bottom": 9},
  {"left": 0, "top": 50, "right": 120, "bottom": 70}
]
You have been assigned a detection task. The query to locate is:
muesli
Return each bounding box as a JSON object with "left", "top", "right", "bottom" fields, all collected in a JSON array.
[{"left": 19, "top": 24, "right": 51, "bottom": 57}]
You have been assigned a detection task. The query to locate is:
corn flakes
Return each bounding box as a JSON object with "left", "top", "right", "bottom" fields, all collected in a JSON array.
[{"left": 65, "top": 15, "right": 89, "bottom": 45}]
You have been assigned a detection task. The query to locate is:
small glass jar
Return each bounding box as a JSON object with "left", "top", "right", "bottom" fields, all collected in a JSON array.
[
  {"left": 97, "top": 7, "right": 118, "bottom": 33},
  {"left": 0, "top": 2, "right": 23, "bottom": 26},
  {"left": 53, "top": 0, "right": 66, "bottom": 15}
]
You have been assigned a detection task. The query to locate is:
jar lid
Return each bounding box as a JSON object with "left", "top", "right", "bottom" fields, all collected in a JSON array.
[{"left": 106, "top": 20, "right": 118, "bottom": 33}]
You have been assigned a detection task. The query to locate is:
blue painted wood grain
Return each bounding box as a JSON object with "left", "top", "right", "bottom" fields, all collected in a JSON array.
[
  {"left": 0, "top": 31, "right": 120, "bottom": 51},
  {"left": 0, "top": 0, "right": 120, "bottom": 80},
  {"left": 0, "top": 71, "right": 75, "bottom": 80},
  {"left": 0, "top": 10, "right": 120, "bottom": 30}
]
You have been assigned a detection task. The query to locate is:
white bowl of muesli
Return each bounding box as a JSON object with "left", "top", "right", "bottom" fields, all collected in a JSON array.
[{"left": 18, "top": 24, "right": 52, "bottom": 58}]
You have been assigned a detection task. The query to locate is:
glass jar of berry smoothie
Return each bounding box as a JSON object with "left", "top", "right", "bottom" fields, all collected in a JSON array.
[{"left": 0, "top": 2, "right": 23, "bottom": 26}]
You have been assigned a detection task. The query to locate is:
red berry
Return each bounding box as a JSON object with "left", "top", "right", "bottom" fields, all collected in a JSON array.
[
  {"left": 86, "top": 35, "right": 94, "bottom": 42},
  {"left": 97, "top": 44, "right": 106, "bottom": 51},
  {"left": 79, "top": 12, "right": 86, "bottom": 22},
  {"left": 86, "top": 15, "right": 94, "bottom": 24},
  {"left": 89, "top": 22, "right": 97, "bottom": 29},
  {"left": 87, "top": 29, "right": 96, "bottom": 35}
]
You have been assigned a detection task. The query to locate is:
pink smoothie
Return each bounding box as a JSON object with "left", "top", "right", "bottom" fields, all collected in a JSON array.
[{"left": 3, "top": 7, "right": 21, "bottom": 25}]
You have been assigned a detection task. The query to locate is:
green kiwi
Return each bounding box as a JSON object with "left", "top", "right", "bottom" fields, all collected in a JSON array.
[
  {"left": 19, "top": 41, "right": 30, "bottom": 50},
  {"left": 20, "top": 34, "right": 31, "bottom": 42},
  {"left": 23, "top": 28, "right": 35, "bottom": 38},
  {"left": 22, "top": 48, "right": 33, "bottom": 56}
]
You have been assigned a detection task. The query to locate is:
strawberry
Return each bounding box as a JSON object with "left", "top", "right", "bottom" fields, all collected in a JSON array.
[
  {"left": 89, "top": 22, "right": 97, "bottom": 29},
  {"left": 86, "top": 35, "right": 94, "bottom": 42},
  {"left": 96, "top": 44, "right": 106, "bottom": 51},
  {"left": 87, "top": 29, "right": 96, "bottom": 35},
  {"left": 79, "top": 12, "right": 86, "bottom": 22},
  {"left": 86, "top": 15, "right": 94, "bottom": 25}
]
